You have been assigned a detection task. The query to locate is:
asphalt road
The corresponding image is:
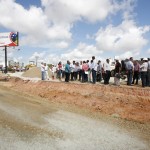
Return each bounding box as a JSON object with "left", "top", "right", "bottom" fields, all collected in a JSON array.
[{"left": 0, "top": 84, "right": 149, "bottom": 150}]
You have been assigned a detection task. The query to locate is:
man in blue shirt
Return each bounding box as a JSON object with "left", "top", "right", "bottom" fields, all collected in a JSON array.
[{"left": 65, "top": 60, "right": 71, "bottom": 82}]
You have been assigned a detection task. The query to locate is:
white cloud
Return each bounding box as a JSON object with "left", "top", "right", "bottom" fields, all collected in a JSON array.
[
  {"left": 41, "top": 0, "right": 120, "bottom": 24},
  {"left": 122, "top": 0, "right": 137, "bottom": 20},
  {"left": 119, "top": 51, "right": 140, "bottom": 60},
  {"left": 0, "top": 0, "right": 71, "bottom": 48},
  {"left": 61, "top": 43, "right": 103, "bottom": 61},
  {"left": 0, "top": 0, "right": 123, "bottom": 49},
  {"left": 95, "top": 20, "right": 150, "bottom": 53},
  {"left": 0, "top": 0, "right": 149, "bottom": 64},
  {"left": 147, "top": 49, "right": 150, "bottom": 54},
  {"left": 56, "top": 41, "right": 69, "bottom": 49},
  {"left": 29, "top": 52, "right": 46, "bottom": 60},
  {"left": 0, "top": 0, "right": 137, "bottom": 50},
  {"left": 28, "top": 43, "right": 104, "bottom": 65}
]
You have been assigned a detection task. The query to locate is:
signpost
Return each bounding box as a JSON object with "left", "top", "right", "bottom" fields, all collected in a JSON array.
[
  {"left": 4, "top": 46, "right": 7, "bottom": 73},
  {"left": 0, "top": 32, "right": 19, "bottom": 73}
]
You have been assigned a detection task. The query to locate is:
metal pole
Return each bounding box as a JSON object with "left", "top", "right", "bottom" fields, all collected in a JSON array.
[{"left": 4, "top": 46, "right": 7, "bottom": 74}]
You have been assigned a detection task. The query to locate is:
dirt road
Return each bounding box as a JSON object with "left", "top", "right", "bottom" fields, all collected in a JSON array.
[{"left": 0, "top": 82, "right": 150, "bottom": 150}]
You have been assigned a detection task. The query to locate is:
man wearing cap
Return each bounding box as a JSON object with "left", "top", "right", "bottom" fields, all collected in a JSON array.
[
  {"left": 140, "top": 58, "right": 148, "bottom": 87},
  {"left": 103, "top": 59, "right": 111, "bottom": 85}
]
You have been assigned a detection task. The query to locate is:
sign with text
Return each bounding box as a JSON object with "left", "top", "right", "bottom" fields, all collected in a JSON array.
[{"left": 0, "top": 32, "right": 19, "bottom": 47}]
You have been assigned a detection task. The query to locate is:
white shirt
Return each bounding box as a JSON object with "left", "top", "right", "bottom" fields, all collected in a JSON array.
[
  {"left": 91, "top": 60, "right": 97, "bottom": 71},
  {"left": 103, "top": 62, "right": 111, "bottom": 71},
  {"left": 51, "top": 66, "right": 56, "bottom": 73},
  {"left": 148, "top": 61, "right": 150, "bottom": 70},
  {"left": 41, "top": 64, "right": 45, "bottom": 72},
  {"left": 97, "top": 63, "right": 102, "bottom": 72},
  {"left": 140, "top": 62, "right": 148, "bottom": 72},
  {"left": 70, "top": 64, "right": 75, "bottom": 72},
  {"left": 45, "top": 65, "right": 48, "bottom": 71}
]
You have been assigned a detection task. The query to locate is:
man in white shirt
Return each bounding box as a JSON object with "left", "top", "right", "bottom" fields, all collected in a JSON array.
[
  {"left": 44, "top": 63, "right": 49, "bottom": 80},
  {"left": 70, "top": 61, "right": 75, "bottom": 81},
  {"left": 41, "top": 62, "right": 45, "bottom": 80},
  {"left": 103, "top": 59, "right": 111, "bottom": 84}
]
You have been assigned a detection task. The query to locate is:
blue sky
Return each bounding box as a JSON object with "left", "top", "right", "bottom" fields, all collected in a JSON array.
[{"left": 0, "top": 0, "right": 150, "bottom": 65}]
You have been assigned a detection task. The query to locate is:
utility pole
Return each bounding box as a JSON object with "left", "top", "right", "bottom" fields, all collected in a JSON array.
[
  {"left": 35, "top": 56, "right": 39, "bottom": 67},
  {"left": 4, "top": 46, "right": 7, "bottom": 74}
]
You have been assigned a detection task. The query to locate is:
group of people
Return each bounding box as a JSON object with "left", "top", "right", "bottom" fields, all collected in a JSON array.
[
  {"left": 40, "top": 56, "right": 150, "bottom": 88},
  {"left": 125, "top": 57, "right": 150, "bottom": 87}
]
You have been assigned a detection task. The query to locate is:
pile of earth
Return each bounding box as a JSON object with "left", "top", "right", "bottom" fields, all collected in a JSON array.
[
  {"left": 9, "top": 77, "right": 150, "bottom": 123},
  {"left": 22, "top": 67, "right": 41, "bottom": 78},
  {"left": 22, "top": 67, "right": 52, "bottom": 79}
]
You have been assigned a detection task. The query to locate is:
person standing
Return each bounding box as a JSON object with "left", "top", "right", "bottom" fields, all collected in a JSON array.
[
  {"left": 44, "top": 63, "right": 50, "bottom": 80},
  {"left": 74, "top": 62, "right": 80, "bottom": 81},
  {"left": 114, "top": 59, "right": 121, "bottom": 86},
  {"left": 88, "top": 60, "right": 93, "bottom": 82},
  {"left": 126, "top": 57, "right": 134, "bottom": 86},
  {"left": 97, "top": 60, "right": 102, "bottom": 82},
  {"left": 82, "top": 61, "right": 89, "bottom": 82},
  {"left": 78, "top": 61, "right": 83, "bottom": 81},
  {"left": 41, "top": 62, "right": 45, "bottom": 80},
  {"left": 50, "top": 65, "right": 56, "bottom": 80},
  {"left": 132, "top": 60, "right": 140, "bottom": 85},
  {"left": 103, "top": 59, "right": 111, "bottom": 84},
  {"left": 91, "top": 56, "right": 97, "bottom": 84},
  {"left": 70, "top": 61, "right": 75, "bottom": 81},
  {"left": 57, "top": 61, "right": 62, "bottom": 81},
  {"left": 140, "top": 58, "right": 148, "bottom": 87},
  {"left": 65, "top": 60, "right": 71, "bottom": 82}
]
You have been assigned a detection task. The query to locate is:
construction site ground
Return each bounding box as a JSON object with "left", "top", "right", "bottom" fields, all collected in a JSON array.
[{"left": 0, "top": 68, "right": 150, "bottom": 150}]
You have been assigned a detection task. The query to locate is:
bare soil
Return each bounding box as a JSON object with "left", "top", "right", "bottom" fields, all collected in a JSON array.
[
  {"left": 9, "top": 77, "right": 150, "bottom": 123},
  {"left": 0, "top": 76, "right": 150, "bottom": 149}
]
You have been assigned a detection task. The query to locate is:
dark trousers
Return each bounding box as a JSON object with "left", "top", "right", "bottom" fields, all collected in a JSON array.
[
  {"left": 74, "top": 71, "right": 78, "bottom": 80},
  {"left": 141, "top": 72, "right": 147, "bottom": 87},
  {"left": 97, "top": 73, "right": 102, "bottom": 82},
  {"left": 147, "top": 70, "right": 150, "bottom": 86},
  {"left": 79, "top": 70, "right": 82, "bottom": 81},
  {"left": 127, "top": 70, "right": 133, "bottom": 85},
  {"left": 71, "top": 72, "right": 74, "bottom": 81},
  {"left": 57, "top": 70, "right": 62, "bottom": 79},
  {"left": 41, "top": 71, "right": 45, "bottom": 80},
  {"left": 62, "top": 71, "right": 65, "bottom": 78},
  {"left": 132, "top": 71, "right": 139, "bottom": 84},
  {"left": 65, "top": 72, "right": 70, "bottom": 82},
  {"left": 104, "top": 70, "right": 111, "bottom": 84},
  {"left": 82, "top": 71, "right": 88, "bottom": 82},
  {"left": 92, "top": 69, "right": 96, "bottom": 84}
]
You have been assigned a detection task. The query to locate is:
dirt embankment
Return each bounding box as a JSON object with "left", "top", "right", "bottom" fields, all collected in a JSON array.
[{"left": 9, "top": 77, "right": 150, "bottom": 123}]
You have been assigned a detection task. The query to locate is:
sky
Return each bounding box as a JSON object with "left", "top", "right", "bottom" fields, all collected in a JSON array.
[{"left": 0, "top": 0, "right": 150, "bottom": 66}]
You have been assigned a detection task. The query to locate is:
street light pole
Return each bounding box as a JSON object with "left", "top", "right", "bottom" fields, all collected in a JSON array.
[
  {"left": 35, "top": 56, "right": 39, "bottom": 67},
  {"left": 4, "top": 46, "right": 7, "bottom": 74}
]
